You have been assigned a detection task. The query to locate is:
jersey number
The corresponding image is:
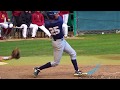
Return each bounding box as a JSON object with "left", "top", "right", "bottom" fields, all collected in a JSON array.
[{"left": 49, "top": 26, "right": 60, "bottom": 35}]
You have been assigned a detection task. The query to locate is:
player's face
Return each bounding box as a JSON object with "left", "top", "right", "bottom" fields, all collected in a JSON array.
[{"left": 54, "top": 13, "right": 59, "bottom": 19}]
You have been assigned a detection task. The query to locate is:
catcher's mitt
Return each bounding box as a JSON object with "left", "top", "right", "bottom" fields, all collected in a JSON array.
[{"left": 11, "top": 48, "right": 20, "bottom": 59}]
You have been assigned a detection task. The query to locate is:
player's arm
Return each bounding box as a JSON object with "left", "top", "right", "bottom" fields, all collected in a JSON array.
[
  {"left": 0, "top": 48, "right": 20, "bottom": 62},
  {"left": 0, "top": 56, "right": 12, "bottom": 62}
]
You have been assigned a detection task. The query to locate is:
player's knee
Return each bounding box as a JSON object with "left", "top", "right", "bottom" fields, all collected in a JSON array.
[
  {"left": 70, "top": 51, "right": 77, "bottom": 59},
  {"left": 35, "top": 27, "right": 38, "bottom": 30},
  {"left": 51, "top": 62, "right": 59, "bottom": 67},
  {"left": 9, "top": 24, "right": 13, "bottom": 28},
  {"left": 22, "top": 24, "right": 27, "bottom": 29},
  {"left": 4, "top": 24, "right": 8, "bottom": 29}
]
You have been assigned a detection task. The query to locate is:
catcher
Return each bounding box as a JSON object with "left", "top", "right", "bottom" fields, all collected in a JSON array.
[{"left": 0, "top": 48, "right": 20, "bottom": 61}]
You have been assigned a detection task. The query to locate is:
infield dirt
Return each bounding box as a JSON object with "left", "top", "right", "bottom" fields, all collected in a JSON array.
[{"left": 0, "top": 65, "right": 119, "bottom": 79}]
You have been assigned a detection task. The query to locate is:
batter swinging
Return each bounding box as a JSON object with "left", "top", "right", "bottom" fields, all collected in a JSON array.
[{"left": 33, "top": 11, "right": 83, "bottom": 78}]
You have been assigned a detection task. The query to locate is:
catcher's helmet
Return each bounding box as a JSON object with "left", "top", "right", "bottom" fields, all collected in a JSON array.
[{"left": 46, "top": 11, "right": 59, "bottom": 19}]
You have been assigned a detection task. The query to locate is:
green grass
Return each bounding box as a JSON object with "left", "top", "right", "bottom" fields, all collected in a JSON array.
[
  {"left": 4, "top": 54, "right": 120, "bottom": 66},
  {"left": 73, "top": 34, "right": 120, "bottom": 55},
  {"left": 1, "top": 33, "right": 120, "bottom": 56},
  {"left": 0, "top": 33, "right": 120, "bottom": 65}
]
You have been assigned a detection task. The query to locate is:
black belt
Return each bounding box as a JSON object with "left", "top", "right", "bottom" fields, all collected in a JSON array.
[{"left": 53, "top": 38, "right": 63, "bottom": 41}]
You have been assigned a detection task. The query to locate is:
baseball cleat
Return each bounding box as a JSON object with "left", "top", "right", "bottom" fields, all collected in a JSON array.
[
  {"left": 33, "top": 67, "right": 40, "bottom": 78},
  {"left": 74, "top": 70, "right": 88, "bottom": 76},
  {"left": 74, "top": 70, "right": 83, "bottom": 76},
  {"left": 80, "top": 72, "right": 88, "bottom": 76}
]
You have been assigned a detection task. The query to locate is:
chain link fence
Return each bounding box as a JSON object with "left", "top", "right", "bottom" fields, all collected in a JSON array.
[{"left": 74, "top": 11, "right": 120, "bottom": 35}]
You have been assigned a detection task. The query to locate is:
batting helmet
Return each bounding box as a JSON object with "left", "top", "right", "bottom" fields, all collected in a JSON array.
[{"left": 46, "top": 11, "right": 59, "bottom": 19}]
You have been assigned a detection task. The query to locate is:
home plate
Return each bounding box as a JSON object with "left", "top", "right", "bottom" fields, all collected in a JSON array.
[{"left": 0, "top": 62, "right": 8, "bottom": 65}]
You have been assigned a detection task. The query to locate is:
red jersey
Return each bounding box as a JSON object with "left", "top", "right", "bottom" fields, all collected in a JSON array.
[
  {"left": 12, "top": 11, "right": 22, "bottom": 16},
  {"left": 0, "top": 11, "right": 8, "bottom": 23},
  {"left": 59, "top": 11, "right": 70, "bottom": 15},
  {"left": 59, "top": 11, "right": 70, "bottom": 18},
  {"left": 31, "top": 11, "right": 44, "bottom": 26}
]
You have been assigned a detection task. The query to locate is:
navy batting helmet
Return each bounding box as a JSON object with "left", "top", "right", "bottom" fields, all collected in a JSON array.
[{"left": 46, "top": 11, "right": 59, "bottom": 19}]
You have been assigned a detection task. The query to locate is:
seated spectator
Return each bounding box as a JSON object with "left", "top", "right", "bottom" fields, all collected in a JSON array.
[
  {"left": 12, "top": 11, "right": 22, "bottom": 27},
  {"left": 59, "top": 11, "right": 70, "bottom": 38},
  {"left": 30, "top": 11, "right": 51, "bottom": 38},
  {"left": 0, "top": 11, "right": 13, "bottom": 40},
  {"left": 19, "top": 11, "right": 32, "bottom": 39}
]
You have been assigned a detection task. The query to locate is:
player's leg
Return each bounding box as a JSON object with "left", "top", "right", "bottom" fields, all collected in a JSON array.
[
  {"left": 34, "top": 40, "right": 64, "bottom": 71},
  {"left": 0, "top": 29, "right": 1, "bottom": 38},
  {"left": 50, "top": 40, "right": 64, "bottom": 66},
  {"left": 33, "top": 25, "right": 51, "bottom": 77},
  {"left": 29, "top": 24, "right": 38, "bottom": 38},
  {"left": 8, "top": 23, "right": 13, "bottom": 28},
  {"left": 63, "top": 40, "right": 82, "bottom": 76},
  {"left": 34, "top": 39, "right": 64, "bottom": 70},
  {"left": 33, "top": 40, "right": 64, "bottom": 77},
  {"left": 62, "top": 23, "right": 68, "bottom": 38},
  {"left": 0, "top": 23, "right": 9, "bottom": 39},
  {"left": 63, "top": 14, "right": 69, "bottom": 24},
  {"left": 0, "top": 25, "right": 2, "bottom": 39},
  {"left": 6, "top": 23, "right": 14, "bottom": 38},
  {"left": 0, "top": 23, "right": 8, "bottom": 29},
  {"left": 20, "top": 24, "right": 28, "bottom": 39},
  {"left": 33, "top": 62, "right": 52, "bottom": 77},
  {"left": 62, "top": 14, "right": 69, "bottom": 38}
]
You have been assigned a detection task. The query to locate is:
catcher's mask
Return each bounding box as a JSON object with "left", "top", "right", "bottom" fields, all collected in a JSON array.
[{"left": 46, "top": 11, "right": 59, "bottom": 19}]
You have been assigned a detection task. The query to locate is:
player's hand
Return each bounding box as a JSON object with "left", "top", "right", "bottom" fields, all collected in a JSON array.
[
  {"left": 8, "top": 19, "right": 10, "bottom": 22},
  {"left": 0, "top": 56, "right": 3, "bottom": 62}
]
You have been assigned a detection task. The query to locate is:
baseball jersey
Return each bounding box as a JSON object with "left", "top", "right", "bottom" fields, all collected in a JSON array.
[
  {"left": 45, "top": 16, "right": 64, "bottom": 40},
  {"left": 32, "top": 11, "right": 44, "bottom": 26},
  {"left": 0, "top": 11, "right": 8, "bottom": 23},
  {"left": 59, "top": 11, "right": 70, "bottom": 18},
  {"left": 12, "top": 11, "right": 22, "bottom": 16},
  {"left": 59, "top": 11, "right": 70, "bottom": 14},
  {"left": 19, "top": 11, "right": 32, "bottom": 27}
]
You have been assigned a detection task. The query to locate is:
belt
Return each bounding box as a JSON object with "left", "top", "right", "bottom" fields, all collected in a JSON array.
[{"left": 53, "top": 38, "right": 63, "bottom": 41}]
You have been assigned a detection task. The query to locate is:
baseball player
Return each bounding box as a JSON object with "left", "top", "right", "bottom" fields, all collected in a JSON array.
[
  {"left": 0, "top": 11, "right": 13, "bottom": 39},
  {"left": 33, "top": 11, "right": 83, "bottom": 78},
  {"left": 59, "top": 11, "right": 70, "bottom": 38},
  {"left": 18, "top": 11, "right": 31, "bottom": 39},
  {"left": 30, "top": 11, "right": 51, "bottom": 38},
  {"left": 0, "top": 11, "right": 13, "bottom": 28},
  {"left": 12, "top": 11, "right": 22, "bottom": 27},
  {"left": 0, "top": 48, "right": 20, "bottom": 61}
]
